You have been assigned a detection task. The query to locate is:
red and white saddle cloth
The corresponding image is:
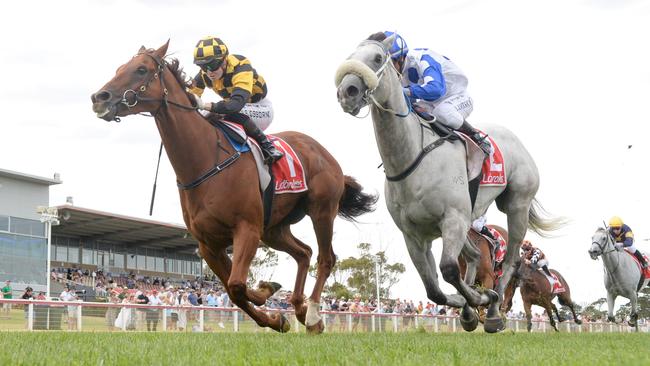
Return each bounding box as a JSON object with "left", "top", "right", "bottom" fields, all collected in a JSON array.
[
  {"left": 544, "top": 272, "right": 566, "bottom": 294},
  {"left": 221, "top": 121, "right": 307, "bottom": 194},
  {"left": 479, "top": 132, "right": 506, "bottom": 186},
  {"left": 457, "top": 130, "right": 507, "bottom": 187},
  {"left": 625, "top": 251, "right": 650, "bottom": 280}
]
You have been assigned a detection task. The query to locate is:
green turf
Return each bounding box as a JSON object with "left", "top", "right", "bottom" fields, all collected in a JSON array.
[{"left": 0, "top": 331, "right": 647, "bottom": 366}]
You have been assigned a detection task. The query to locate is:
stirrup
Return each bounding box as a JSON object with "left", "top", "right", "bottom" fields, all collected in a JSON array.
[
  {"left": 262, "top": 148, "right": 284, "bottom": 164},
  {"left": 474, "top": 134, "right": 491, "bottom": 155}
]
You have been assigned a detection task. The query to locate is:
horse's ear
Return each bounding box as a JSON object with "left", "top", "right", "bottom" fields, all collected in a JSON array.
[
  {"left": 154, "top": 39, "right": 170, "bottom": 58},
  {"left": 382, "top": 33, "right": 396, "bottom": 51},
  {"left": 138, "top": 45, "right": 146, "bottom": 53}
]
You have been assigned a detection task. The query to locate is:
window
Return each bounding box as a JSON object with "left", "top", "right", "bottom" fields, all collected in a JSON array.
[
  {"left": 127, "top": 252, "right": 136, "bottom": 269},
  {"left": 10, "top": 217, "right": 45, "bottom": 237},
  {"left": 155, "top": 257, "right": 164, "bottom": 272},
  {"left": 82, "top": 247, "right": 94, "bottom": 265},
  {"left": 137, "top": 254, "right": 146, "bottom": 270},
  {"left": 55, "top": 243, "right": 67, "bottom": 261},
  {"left": 113, "top": 252, "right": 124, "bottom": 269},
  {"left": 0, "top": 215, "right": 8, "bottom": 231}
]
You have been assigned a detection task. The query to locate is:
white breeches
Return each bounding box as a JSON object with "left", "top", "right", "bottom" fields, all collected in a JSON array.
[
  {"left": 414, "top": 93, "right": 473, "bottom": 129},
  {"left": 623, "top": 245, "right": 638, "bottom": 253},
  {"left": 241, "top": 98, "right": 274, "bottom": 131},
  {"left": 533, "top": 258, "right": 549, "bottom": 269}
]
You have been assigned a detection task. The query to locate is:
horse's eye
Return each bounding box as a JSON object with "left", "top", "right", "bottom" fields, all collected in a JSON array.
[
  {"left": 136, "top": 66, "right": 148, "bottom": 75},
  {"left": 374, "top": 54, "right": 382, "bottom": 64}
]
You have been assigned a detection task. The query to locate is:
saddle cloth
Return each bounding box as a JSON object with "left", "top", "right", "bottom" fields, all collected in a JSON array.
[
  {"left": 625, "top": 251, "right": 650, "bottom": 280},
  {"left": 456, "top": 130, "right": 507, "bottom": 186},
  {"left": 543, "top": 272, "right": 566, "bottom": 294},
  {"left": 220, "top": 121, "right": 308, "bottom": 194}
]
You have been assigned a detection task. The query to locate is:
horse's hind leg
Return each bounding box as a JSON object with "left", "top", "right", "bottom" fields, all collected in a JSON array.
[
  {"left": 523, "top": 299, "right": 533, "bottom": 332},
  {"left": 263, "top": 225, "right": 313, "bottom": 326},
  {"left": 488, "top": 197, "right": 530, "bottom": 332},
  {"left": 558, "top": 293, "right": 582, "bottom": 324},
  {"left": 304, "top": 200, "right": 339, "bottom": 334}
]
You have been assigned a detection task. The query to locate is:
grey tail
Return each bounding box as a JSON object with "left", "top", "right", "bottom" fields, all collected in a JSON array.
[{"left": 527, "top": 198, "right": 569, "bottom": 238}]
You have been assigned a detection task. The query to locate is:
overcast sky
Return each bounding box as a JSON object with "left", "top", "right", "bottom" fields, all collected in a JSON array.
[{"left": 1, "top": 0, "right": 649, "bottom": 311}]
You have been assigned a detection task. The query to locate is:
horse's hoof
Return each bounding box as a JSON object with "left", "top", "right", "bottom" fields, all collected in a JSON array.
[
  {"left": 306, "top": 319, "right": 325, "bottom": 335},
  {"left": 484, "top": 316, "right": 505, "bottom": 333},
  {"left": 460, "top": 308, "right": 479, "bottom": 332},
  {"left": 274, "top": 314, "right": 291, "bottom": 333},
  {"left": 628, "top": 320, "right": 636, "bottom": 327},
  {"left": 607, "top": 316, "right": 616, "bottom": 323}
]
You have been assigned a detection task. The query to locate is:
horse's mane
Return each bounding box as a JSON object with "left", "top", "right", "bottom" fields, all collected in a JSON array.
[
  {"left": 165, "top": 58, "right": 196, "bottom": 101},
  {"left": 367, "top": 32, "right": 387, "bottom": 42}
]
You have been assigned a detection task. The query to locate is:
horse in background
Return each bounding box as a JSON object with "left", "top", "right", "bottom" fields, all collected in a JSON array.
[
  {"left": 335, "top": 34, "right": 565, "bottom": 332},
  {"left": 503, "top": 260, "right": 582, "bottom": 332},
  {"left": 91, "top": 41, "right": 377, "bottom": 334},
  {"left": 589, "top": 227, "right": 649, "bottom": 331},
  {"left": 459, "top": 225, "right": 508, "bottom": 322}
]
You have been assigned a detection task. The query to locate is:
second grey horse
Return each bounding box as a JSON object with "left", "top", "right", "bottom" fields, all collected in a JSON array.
[
  {"left": 335, "top": 35, "right": 564, "bottom": 333},
  {"left": 589, "top": 227, "right": 649, "bottom": 330}
]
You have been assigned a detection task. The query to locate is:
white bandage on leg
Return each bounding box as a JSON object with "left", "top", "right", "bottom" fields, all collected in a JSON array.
[{"left": 305, "top": 298, "right": 322, "bottom": 327}]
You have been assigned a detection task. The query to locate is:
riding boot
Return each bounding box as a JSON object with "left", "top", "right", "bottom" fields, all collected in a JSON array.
[
  {"left": 542, "top": 265, "right": 552, "bottom": 277},
  {"left": 634, "top": 250, "right": 648, "bottom": 268},
  {"left": 457, "top": 120, "right": 491, "bottom": 155},
  {"left": 240, "top": 115, "right": 284, "bottom": 164}
]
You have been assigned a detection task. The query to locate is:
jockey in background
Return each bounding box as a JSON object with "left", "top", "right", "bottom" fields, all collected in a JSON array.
[
  {"left": 368, "top": 31, "right": 491, "bottom": 154},
  {"left": 608, "top": 216, "right": 647, "bottom": 268},
  {"left": 471, "top": 215, "right": 497, "bottom": 241},
  {"left": 521, "top": 240, "right": 553, "bottom": 277},
  {"left": 189, "top": 36, "right": 283, "bottom": 163}
]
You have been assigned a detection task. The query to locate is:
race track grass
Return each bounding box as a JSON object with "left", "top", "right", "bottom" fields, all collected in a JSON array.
[{"left": 0, "top": 331, "right": 648, "bottom": 366}]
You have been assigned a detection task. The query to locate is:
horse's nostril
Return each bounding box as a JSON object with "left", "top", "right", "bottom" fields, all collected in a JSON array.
[
  {"left": 346, "top": 85, "right": 359, "bottom": 98},
  {"left": 93, "top": 90, "right": 112, "bottom": 103}
]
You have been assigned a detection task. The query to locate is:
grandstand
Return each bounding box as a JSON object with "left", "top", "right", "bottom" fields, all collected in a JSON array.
[{"left": 0, "top": 168, "right": 203, "bottom": 298}]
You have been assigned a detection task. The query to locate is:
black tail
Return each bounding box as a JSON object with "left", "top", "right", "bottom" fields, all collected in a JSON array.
[{"left": 337, "top": 175, "right": 378, "bottom": 221}]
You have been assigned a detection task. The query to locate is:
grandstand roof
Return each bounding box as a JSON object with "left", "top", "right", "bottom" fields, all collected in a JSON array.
[
  {"left": 0, "top": 167, "right": 62, "bottom": 185},
  {"left": 53, "top": 205, "right": 199, "bottom": 255}
]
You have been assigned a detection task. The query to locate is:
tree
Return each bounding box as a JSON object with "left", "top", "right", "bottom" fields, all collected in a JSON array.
[
  {"left": 581, "top": 297, "right": 607, "bottom": 321},
  {"left": 247, "top": 245, "right": 279, "bottom": 287},
  {"left": 311, "top": 242, "right": 406, "bottom": 300}
]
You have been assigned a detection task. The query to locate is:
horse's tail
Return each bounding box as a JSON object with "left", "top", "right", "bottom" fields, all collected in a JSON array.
[
  {"left": 527, "top": 198, "right": 569, "bottom": 238},
  {"left": 337, "top": 175, "right": 378, "bottom": 222}
]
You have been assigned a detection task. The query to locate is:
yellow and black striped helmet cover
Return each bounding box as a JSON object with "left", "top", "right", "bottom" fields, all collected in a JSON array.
[{"left": 194, "top": 37, "right": 229, "bottom": 64}]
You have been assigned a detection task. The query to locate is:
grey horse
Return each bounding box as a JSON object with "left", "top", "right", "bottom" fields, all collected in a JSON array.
[
  {"left": 589, "top": 227, "right": 649, "bottom": 331},
  {"left": 335, "top": 35, "right": 564, "bottom": 333}
]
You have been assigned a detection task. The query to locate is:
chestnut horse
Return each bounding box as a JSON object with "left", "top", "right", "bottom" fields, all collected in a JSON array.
[
  {"left": 91, "top": 41, "right": 377, "bottom": 333},
  {"left": 502, "top": 260, "right": 582, "bottom": 332},
  {"left": 459, "top": 225, "right": 508, "bottom": 322}
]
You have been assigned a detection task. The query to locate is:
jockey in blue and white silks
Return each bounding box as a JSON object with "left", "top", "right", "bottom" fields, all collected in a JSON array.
[
  {"left": 609, "top": 216, "right": 648, "bottom": 268},
  {"left": 378, "top": 31, "right": 490, "bottom": 154}
]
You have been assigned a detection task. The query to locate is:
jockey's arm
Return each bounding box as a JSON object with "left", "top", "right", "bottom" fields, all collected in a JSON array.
[
  {"left": 189, "top": 73, "right": 207, "bottom": 97},
  {"left": 210, "top": 88, "right": 250, "bottom": 115},
  {"left": 623, "top": 229, "right": 634, "bottom": 247},
  {"left": 405, "top": 55, "right": 446, "bottom": 101}
]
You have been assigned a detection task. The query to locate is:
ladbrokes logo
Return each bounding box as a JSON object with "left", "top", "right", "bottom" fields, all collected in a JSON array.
[
  {"left": 482, "top": 175, "right": 505, "bottom": 184},
  {"left": 276, "top": 179, "right": 305, "bottom": 191}
]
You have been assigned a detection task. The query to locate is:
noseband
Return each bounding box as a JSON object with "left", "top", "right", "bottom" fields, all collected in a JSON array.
[{"left": 111, "top": 52, "right": 196, "bottom": 122}]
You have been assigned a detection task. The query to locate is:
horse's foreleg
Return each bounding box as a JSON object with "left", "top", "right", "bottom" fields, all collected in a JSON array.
[
  {"left": 229, "top": 223, "right": 289, "bottom": 333},
  {"left": 199, "top": 243, "right": 270, "bottom": 306},
  {"left": 606, "top": 292, "right": 616, "bottom": 322},
  {"left": 404, "top": 234, "right": 462, "bottom": 307},
  {"left": 628, "top": 294, "right": 638, "bottom": 329},
  {"left": 263, "top": 226, "right": 313, "bottom": 326},
  {"left": 439, "top": 216, "right": 496, "bottom": 308}
]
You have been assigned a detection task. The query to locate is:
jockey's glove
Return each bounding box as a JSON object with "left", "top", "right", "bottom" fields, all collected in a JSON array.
[{"left": 192, "top": 94, "right": 206, "bottom": 110}]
